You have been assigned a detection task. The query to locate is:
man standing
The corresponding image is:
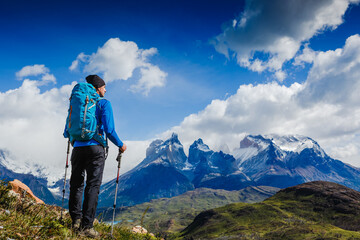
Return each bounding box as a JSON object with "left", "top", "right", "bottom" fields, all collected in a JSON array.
[{"left": 64, "top": 75, "right": 126, "bottom": 238}]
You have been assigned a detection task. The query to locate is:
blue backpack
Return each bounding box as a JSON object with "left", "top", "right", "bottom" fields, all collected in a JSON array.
[{"left": 65, "top": 82, "right": 102, "bottom": 144}]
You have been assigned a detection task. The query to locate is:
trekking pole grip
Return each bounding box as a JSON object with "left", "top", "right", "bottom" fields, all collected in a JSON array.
[
  {"left": 116, "top": 151, "right": 122, "bottom": 165},
  {"left": 67, "top": 140, "right": 70, "bottom": 154}
]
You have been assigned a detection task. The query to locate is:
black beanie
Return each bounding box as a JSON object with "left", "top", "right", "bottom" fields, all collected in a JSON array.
[{"left": 86, "top": 75, "right": 106, "bottom": 88}]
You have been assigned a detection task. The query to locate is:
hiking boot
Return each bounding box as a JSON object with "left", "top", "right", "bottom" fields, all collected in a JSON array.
[
  {"left": 81, "top": 227, "right": 100, "bottom": 238},
  {"left": 72, "top": 219, "right": 81, "bottom": 231}
]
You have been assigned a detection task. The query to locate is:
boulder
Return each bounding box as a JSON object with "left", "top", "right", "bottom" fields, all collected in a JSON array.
[
  {"left": 131, "top": 225, "right": 148, "bottom": 234},
  {"left": 9, "top": 179, "right": 44, "bottom": 204}
]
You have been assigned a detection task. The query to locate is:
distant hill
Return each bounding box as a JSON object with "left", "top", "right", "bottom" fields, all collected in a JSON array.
[
  {"left": 180, "top": 181, "right": 360, "bottom": 240},
  {"left": 98, "top": 186, "right": 279, "bottom": 233}
]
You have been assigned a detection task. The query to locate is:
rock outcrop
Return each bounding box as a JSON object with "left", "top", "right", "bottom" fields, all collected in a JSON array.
[{"left": 9, "top": 179, "right": 44, "bottom": 204}]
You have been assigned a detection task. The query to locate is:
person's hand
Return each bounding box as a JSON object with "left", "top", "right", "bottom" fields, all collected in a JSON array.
[{"left": 119, "top": 143, "right": 127, "bottom": 153}]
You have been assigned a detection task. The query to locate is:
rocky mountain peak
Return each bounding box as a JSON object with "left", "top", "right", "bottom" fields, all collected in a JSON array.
[
  {"left": 266, "top": 134, "right": 326, "bottom": 157},
  {"left": 145, "top": 139, "right": 164, "bottom": 157},
  {"left": 239, "top": 135, "right": 273, "bottom": 150},
  {"left": 138, "top": 133, "right": 188, "bottom": 171},
  {"left": 168, "top": 132, "right": 180, "bottom": 144},
  {"left": 190, "top": 139, "right": 210, "bottom": 152},
  {"left": 192, "top": 138, "right": 204, "bottom": 146}
]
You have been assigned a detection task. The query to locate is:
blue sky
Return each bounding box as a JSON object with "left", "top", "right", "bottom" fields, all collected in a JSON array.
[
  {"left": 1, "top": 0, "right": 360, "bottom": 181},
  {"left": 1, "top": 0, "right": 254, "bottom": 138}
]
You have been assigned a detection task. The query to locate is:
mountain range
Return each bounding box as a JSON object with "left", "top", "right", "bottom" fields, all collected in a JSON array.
[
  {"left": 97, "top": 133, "right": 360, "bottom": 208},
  {"left": 234, "top": 134, "right": 360, "bottom": 190},
  {"left": 0, "top": 149, "right": 61, "bottom": 204},
  {"left": 1, "top": 133, "right": 360, "bottom": 208}
]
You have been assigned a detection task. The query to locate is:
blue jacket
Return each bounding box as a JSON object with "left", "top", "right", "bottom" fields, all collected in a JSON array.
[{"left": 64, "top": 99, "right": 123, "bottom": 148}]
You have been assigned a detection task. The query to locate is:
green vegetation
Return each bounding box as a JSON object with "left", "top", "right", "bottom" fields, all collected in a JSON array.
[
  {"left": 0, "top": 180, "right": 158, "bottom": 239},
  {"left": 4, "top": 179, "right": 358, "bottom": 239},
  {"left": 177, "top": 182, "right": 360, "bottom": 239},
  {"left": 102, "top": 186, "right": 278, "bottom": 234}
]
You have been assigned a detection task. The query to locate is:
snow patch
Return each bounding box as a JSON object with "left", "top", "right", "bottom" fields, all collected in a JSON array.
[
  {"left": 172, "top": 142, "right": 183, "bottom": 150},
  {"left": 0, "top": 149, "right": 63, "bottom": 186},
  {"left": 232, "top": 147, "right": 259, "bottom": 163},
  {"left": 181, "top": 160, "right": 194, "bottom": 171},
  {"left": 266, "top": 134, "right": 326, "bottom": 157},
  {"left": 48, "top": 187, "right": 61, "bottom": 195},
  {"left": 197, "top": 143, "right": 211, "bottom": 152}
]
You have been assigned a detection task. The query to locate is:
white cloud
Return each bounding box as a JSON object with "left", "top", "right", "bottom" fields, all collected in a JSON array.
[
  {"left": 41, "top": 73, "right": 56, "bottom": 84},
  {"left": 0, "top": 79, "right": 72, "bottom": 181},
  {"left": 299, "top": 34, "right": 360, "bottom": 105},
  {"left": 274, "top": 70, "right": 286, "bottom": 82},
  {"left": 16, "top": 64, "right": 48, "bottom": 78},
  {"left": 212, "top": 0, "right": 359, "bottom": 81},
  {"left": 70, "top": 38, "right": 167, "bottom": 95},
  {"left": 103, "top": 140, "right": 151, "bottom": 182},
  {"left": 294, "top": 45, "right": 316, "bottom": 66},
  {"left": 0, "top": 78, "right": 150, "bottom": 184},
  {"left": 129, "top": 65, "right": 167, "bottom": 96},
  {"left": 162, "top": 34, "right": 360, "bottom": 168},
  {"left": 69, "top": 53, "right": 88, "bottom": 71},
  {"left": 15, "top": 64, "right": 56, "bottom": 85}
]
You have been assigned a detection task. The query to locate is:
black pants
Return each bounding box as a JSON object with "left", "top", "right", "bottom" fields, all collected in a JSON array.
[{"left": 69, "top": 145, "right": 105, "bottom": 229}]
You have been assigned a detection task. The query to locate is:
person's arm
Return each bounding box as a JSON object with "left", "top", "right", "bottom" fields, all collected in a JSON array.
[{"left": 101, "top": 100, "right": 126, "bottom": 152}]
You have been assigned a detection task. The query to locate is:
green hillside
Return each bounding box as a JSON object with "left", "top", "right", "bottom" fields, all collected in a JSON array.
[
  {"left": 102, "top": 186, "right": 279, "bottom": 234},
  {"left": 178, "top": 181, "right": 360, "bottom": 240},
  {"left": 0, "top": 180, "right": 158, "bottom": 240}
]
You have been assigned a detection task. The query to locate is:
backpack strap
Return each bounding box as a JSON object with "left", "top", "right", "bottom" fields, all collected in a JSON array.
[{"left": 92, "top": 98, "right": 109, "bottom": 151}]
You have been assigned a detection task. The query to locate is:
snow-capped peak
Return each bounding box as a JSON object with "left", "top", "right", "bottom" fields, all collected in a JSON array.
[
  {"left": 239, "top": 135, "right": 272, "bottom": 151},
  {"left": 191, "top": 139, "right": 211, "bottom": 152},
  {"left": 232, "top": 134, "right": 328, "bottom": 165},
  {"left": 265, "top": 134, "right": 326, "bottom": 157},
  {"left": 137, "top": 133, "right": 188, "bottom": 170},
  {"left": 0, "top": 149, "right": 63, "bottom": 186},
  {"left": 232, "top": 135, "right": 271, "bottom": 163}
]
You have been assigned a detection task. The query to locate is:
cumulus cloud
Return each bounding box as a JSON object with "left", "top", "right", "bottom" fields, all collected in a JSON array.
[
  {"left": 16, "top": 64, "right": 48, "bottom": 78},
  {"left": 212, "top": 0, "right": 359, "bottom": 81},
  {"left": 299, "top": 34, "right": 360, "bottom": 105},
  {"left": 129, "top": 65, "right": 168, "bottom": 95},
  {"left": 0, "top": 79, "right": 72, "bottom": 182},
  {"left": 294, "top": 45, "right": 316, "bottom": 66},
  {"left": 69, "top": 53, "right": 88, "bottom": 71},
  {"left": 16, "top": 64, "right": 56, "bottom": 85},
  {"left": 70, "top": 38, "right": 167, "bottom": 95},
  {"left": 0, "top": 78, "right": 151, "bottom": 183},
  {"left": 163, "top": 34, "right": 360, "bottom": 167}
]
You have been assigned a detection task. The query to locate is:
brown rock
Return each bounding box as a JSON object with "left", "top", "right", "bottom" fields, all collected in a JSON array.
[
  {"left": 9, "top": 179, "right": 44, "bottom": 204},
  {"left": 131, "top": 225, "right": 148, "bottom": 234}
]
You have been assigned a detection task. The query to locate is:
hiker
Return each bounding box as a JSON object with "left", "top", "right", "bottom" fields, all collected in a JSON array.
[{"left": 63, "top": 74, "right": 127, "bottom": 238}]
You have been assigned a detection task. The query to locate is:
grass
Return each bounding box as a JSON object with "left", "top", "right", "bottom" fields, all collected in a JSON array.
[
  {"left": 99, "top": 186, "right": 278, "bottom": 235},
  {"left": 0, "top": 180, "right": 159, "bottom": 239},
  {"left": 176, "top": 187, "right": 360, "bottom": 239}
]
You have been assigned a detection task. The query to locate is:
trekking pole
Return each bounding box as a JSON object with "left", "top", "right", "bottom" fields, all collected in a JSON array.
[
  {"left": 111, "top": 152, "right": 122, "bottom": 236},
  {"left": 60, "top": 140, "right": 71, "bottom": 223}
]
